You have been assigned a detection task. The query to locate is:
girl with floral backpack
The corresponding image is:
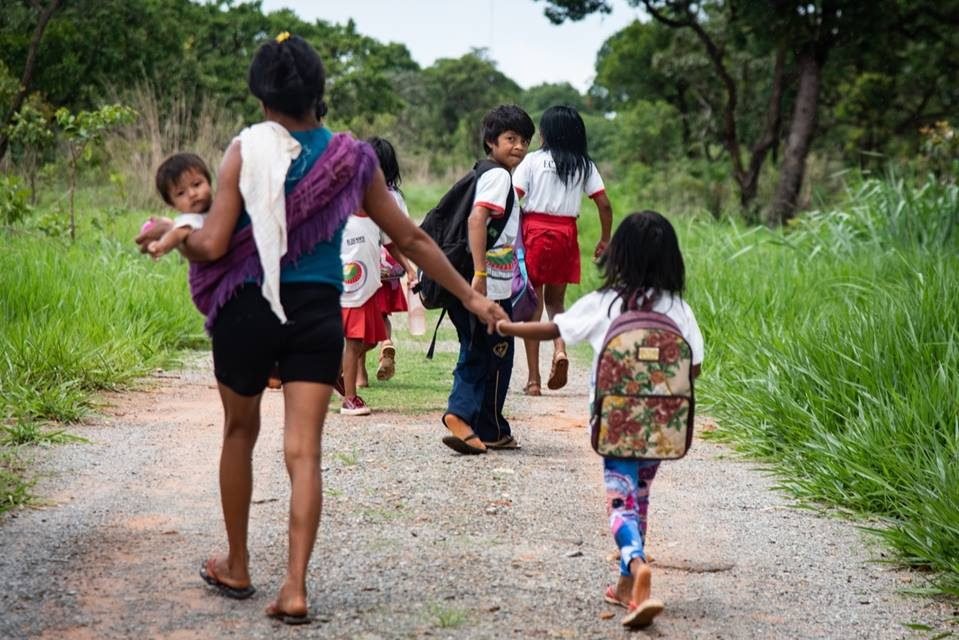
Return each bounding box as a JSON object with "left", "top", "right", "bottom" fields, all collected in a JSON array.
[{"left": 495, "top": 210, "right": 704, "bottom": 630}]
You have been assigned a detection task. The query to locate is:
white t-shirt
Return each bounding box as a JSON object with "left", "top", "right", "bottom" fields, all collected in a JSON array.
[
  {"left": 172, "top": 212, "right": 207, "bottom": 230},
  {"left": 512, "top": 149, "right": 605, "bottom": 217},
  {"left": 472, "top": 167, "right": 520, "bottom": 301},
  {"left": 340, "top": 214, "right": 391, "bottom": 308},
  {"left": 554, "top": 289, "right": 704, "bottom": 398}
]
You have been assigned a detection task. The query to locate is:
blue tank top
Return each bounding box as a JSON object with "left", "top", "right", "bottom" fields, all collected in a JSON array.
[{"left": 236, "top": 126, "right": 344, "bottom": 290}]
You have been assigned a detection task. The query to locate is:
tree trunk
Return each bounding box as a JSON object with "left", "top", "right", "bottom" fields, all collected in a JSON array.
[
  {"left": 768, "top": 51, "right": 821, "bottom": 225},
  {"left": 0, "top": 0, "right": 62, "bottom": 163}
]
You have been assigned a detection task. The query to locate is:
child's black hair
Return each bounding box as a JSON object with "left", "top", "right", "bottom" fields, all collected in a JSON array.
[
  {"left": 540, "top": 105, "right": 592, "bottom": 188},
  {"left": 248, "top": 34, "right": 326, "bottom": 120},
  {"left": 481, "top": 105, "right": 535, "bottom": 154},
  {"left": 598, "top": 210, "right": 686, "bottom": 312},
  {"left": 368, "top": 136, "right": 402, "bottom": 191},
  {"left": 155, "top": 153, "right": 212, "bottom": 206}
]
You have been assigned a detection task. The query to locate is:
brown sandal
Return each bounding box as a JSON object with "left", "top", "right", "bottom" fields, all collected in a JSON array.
[
  {"left": 524, "top": 380, "right": 542, "bottom": 396},
  {"left": 547, "top": 352, "right": 569, "bottom": 390}
]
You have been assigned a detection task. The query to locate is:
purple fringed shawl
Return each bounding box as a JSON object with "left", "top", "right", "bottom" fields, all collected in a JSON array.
[{"left": 189, "top": 133, "right": 377, "bottom": 331}]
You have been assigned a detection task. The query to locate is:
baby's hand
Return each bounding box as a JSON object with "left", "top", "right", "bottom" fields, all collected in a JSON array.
[{"left": 147, "top": 240, "right": 169, "bottom": 259}]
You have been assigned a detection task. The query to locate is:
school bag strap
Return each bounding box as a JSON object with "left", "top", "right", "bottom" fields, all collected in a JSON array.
[{"left": 415, "top": 159, "right": 515, "bottom": 312}]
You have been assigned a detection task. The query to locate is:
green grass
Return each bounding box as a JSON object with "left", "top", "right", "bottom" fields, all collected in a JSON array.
[{"left": 3, "top": 172, "right": 959, "bottom": 601}]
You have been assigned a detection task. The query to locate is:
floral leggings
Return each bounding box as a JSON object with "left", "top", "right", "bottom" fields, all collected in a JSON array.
[{"left": 605, "top": 458, "right": 661, "bottom": 576}]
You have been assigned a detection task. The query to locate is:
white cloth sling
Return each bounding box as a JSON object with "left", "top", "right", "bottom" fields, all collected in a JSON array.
[{"left": 236, "top": 121, "right": 301, "bottom": 324}]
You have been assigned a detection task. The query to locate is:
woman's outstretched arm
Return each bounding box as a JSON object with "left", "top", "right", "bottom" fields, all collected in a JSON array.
[{"left": 363, "top": 168, "right": 507, "bottom": 331}]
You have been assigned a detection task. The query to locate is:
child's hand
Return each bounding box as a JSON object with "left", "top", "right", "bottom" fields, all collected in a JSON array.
[
  {"left": 593, "top": 239, "right": 608, "bottom": 260},
  {"left": 495, "top": 319, "right": 511, "bottom": 336},
  {"left": 471, "top": 274, "right": 487, "bottom": 297},
  {"left": 147, "top": 240, "right": 171, "bottom": 259},
  {"left": 135, "top": 216, "right": 173, "bottom": 253}
]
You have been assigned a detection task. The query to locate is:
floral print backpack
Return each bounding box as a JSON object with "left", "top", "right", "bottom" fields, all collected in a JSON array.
[{"left": 591, "top": 293, "right": 695, "bottom": 460}]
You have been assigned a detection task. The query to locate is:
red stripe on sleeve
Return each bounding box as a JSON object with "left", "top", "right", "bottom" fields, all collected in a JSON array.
[
  {"left": 475, "top": 201, "right": 505, "bottom": 213},
  {"left": 588, "top": 189, "right": 606, "bottom": 199}
]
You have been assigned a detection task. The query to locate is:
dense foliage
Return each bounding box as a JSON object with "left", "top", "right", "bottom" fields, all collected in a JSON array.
[{"left": 2, "top": 0, "right": 956, "bottom": 219}]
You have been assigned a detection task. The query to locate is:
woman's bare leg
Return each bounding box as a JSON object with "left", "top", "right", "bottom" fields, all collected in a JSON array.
[
  {"left": 269, "top": 381, "right": 333, "bottom": 616},
  {"left": 212, "top": 384, "right": 263, "bottom": 587},
  {"left": 522, "top": 284, "right": 546, "bottom": 391}
]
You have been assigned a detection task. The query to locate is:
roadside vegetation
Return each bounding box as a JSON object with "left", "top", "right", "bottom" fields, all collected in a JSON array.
[{"left": 1, "top": 0, "right": 957, "bottom": 602}]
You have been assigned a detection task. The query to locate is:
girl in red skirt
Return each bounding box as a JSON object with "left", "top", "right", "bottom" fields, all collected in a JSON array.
[
  {"left": 366, "top": 137, "right": 416, "bottom": 383},
  {"left": 340, "top": 205, "right": 413, "bottom": 415},
  {"left": 512, "top": 105, "right": 613, "bottom": 395}
]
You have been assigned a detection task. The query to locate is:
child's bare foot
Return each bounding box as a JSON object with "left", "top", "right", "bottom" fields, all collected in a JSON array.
[{"left": 621, "top": 559, "right": 664, "bottom": 628}]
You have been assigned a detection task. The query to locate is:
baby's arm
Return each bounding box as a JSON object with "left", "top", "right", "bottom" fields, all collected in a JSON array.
[
  {"left": 496, "top": 319, "right": 560, "bottom": 341},
  {"left": 147, "top": 213, "right": 207, "bottom": 259},
  {"left": 147, "top": 226, "right": 193, "bottom": 258}
]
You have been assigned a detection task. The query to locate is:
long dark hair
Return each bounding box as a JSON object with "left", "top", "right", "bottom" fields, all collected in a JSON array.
[
  {"left": 598, "top": 211, "right": 685, "bottom": 312},
  {"left": 368, "top": 137, "right": 401, "bottom": 192},
  {"left": 540, "top": 105, "right": 591, "bottom": 188}
]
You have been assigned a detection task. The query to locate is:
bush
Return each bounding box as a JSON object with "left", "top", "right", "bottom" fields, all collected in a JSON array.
[{"left": 0, "top": 175, "right": 32, "bottom": 225}]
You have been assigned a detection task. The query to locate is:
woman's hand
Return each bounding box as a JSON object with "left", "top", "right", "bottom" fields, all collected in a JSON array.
[
  {"left": 135, "top": 217, "right": 173, "bottom": 253},
  {"left": 464, "top": 292, "right": 509, "bottom": 332}
]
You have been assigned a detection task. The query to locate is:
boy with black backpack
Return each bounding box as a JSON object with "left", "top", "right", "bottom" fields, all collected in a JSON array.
[{"left": 428, "top": 105, "right": 534, "bottom": 455}]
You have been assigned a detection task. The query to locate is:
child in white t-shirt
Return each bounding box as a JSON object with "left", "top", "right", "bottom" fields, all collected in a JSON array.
[
  {"left": 145, "top": 153, "right": 213, "bottom": 258},
  {"left": 339, "top": 210, "right": 414, "bottom": 415},
  {"left": 365, "top": 137, "right": 415, "bottom": 384},
  {"left": 440, "top": 105, "right": 534, "bottom": 455},
  {"left": 512, "top": 106, "right": 613, "bottom": 397},
  {"left": 496, "top": 211, "right": 704, "bottom": 630}
]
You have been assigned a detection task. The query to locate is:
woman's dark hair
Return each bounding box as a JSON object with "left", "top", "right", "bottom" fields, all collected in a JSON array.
[
  {"left": 598, "top": 210, "right": 685, "bottom": 311},
  {"left": 368, "top": 137, "right": 401, "bottom": 191},
  {"left": 481, "top": 104, "right": 535, "bottom": 154},
  {"left": 540, "top": 105, "right": 592, "bottom": 188},
  {"left": 248, "top": 34, "right": 326, "bottom": 119}
]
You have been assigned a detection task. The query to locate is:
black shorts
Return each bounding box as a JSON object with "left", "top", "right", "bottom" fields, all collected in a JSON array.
[{"left": 211, "top": 283, "right": 343, "bottom": 396}]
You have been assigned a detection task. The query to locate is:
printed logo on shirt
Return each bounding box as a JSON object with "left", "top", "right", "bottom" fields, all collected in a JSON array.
[{"left": 342, "top": 261, "right": 368, "bottom": 294}]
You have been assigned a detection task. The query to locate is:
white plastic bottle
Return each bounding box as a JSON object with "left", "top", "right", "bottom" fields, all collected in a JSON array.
[{"left": 407, "top": 286, "right": 426, "bottom": 336}]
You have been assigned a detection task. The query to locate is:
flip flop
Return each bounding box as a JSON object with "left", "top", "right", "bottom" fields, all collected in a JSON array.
[
  {"left": 547, "top": 352, "right": 569, "bottom": 390},
  {"left": 441, "top": 414, "right": 487, "bottom": 455},
  {"left": 604, "top": 585, "right": 627, "bottom": 608},
  {"left": 483, "top": 435, "right": 521, "bottom": 450},
  {"left": 199, "top": 558, "right": 256, "bottom": 600},
  {"left": 266, "top": 602, "right": 311, "bottom": 626},
  {"left": 376, "top": 344, "right": 396, "bottom": 381},
  {"left": 524, "top": 381, "right": 542, "bottom": 396},
  {"left": 621, "top": 598, "right": 665, "bottom": 629}
]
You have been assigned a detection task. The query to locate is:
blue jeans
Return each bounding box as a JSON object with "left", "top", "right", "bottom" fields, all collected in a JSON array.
[{"left": 445, "top": 298, "right": 513, "bottom": 443}]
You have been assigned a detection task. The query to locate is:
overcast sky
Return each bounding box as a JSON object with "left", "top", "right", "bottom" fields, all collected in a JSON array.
[{"left": 259, "top": 0, "right": 643, "bottom": 92}]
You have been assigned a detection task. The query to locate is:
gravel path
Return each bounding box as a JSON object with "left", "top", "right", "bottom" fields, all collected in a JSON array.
[{"left": 0, "top": 344, "right": 954, "bottom": 639}]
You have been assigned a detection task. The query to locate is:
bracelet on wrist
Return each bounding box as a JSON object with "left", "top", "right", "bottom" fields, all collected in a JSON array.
[{"left": 474, "top": 271, "right": 487, "bottom": 277}]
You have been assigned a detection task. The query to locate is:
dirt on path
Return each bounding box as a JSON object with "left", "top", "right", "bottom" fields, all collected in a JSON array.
[{"left": 0, "top": 346, "right": 954, "bottom": 639}]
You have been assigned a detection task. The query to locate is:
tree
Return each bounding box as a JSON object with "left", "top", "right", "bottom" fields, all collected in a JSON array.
[
  {"left": 0, "top": 0, "right": 62, "bottom": 163},
  {"left": 55, "top": 104, "right": 136, "bottom": 240}
]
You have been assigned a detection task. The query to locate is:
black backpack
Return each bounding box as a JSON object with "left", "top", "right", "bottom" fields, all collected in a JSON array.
[{"left": 415, "top": 159, "right": 514, "bottom": 309}]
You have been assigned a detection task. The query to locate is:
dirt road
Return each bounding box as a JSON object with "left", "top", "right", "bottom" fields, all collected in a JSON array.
[{"left": 0, "top": 348, "right": 953, "bottom": 639}]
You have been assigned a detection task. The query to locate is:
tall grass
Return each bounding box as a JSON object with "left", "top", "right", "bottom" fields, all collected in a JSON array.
[
  {"left": 104, "top": 84, "right": 243, "bottom": 209},
  {"left": 0, "top": 215, "right": 203, "bottom": 427},
  {"left": 688, "top": 177, "right": 959, "bottom": 597}
]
